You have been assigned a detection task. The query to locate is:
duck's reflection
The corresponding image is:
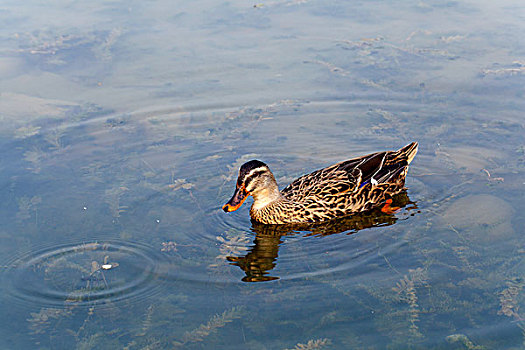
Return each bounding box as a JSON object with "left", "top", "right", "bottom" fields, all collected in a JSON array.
[{"left": 227, "top": 192, "right": 417, "bottom": 282}]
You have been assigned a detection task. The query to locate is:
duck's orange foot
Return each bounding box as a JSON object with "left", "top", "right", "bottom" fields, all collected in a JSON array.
[{"left": 381, "top": 199, "right": 401, "bottom": 214}]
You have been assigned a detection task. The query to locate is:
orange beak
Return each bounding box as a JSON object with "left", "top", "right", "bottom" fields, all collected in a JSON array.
[{"left": 222, "top": 185, "right": 250, "bottom": 212}]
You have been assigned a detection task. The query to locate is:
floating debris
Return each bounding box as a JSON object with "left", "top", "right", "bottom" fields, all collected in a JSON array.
[
  {"left": 481, "top": 168, "right": 504, "bottom": 183},
  {"left": 168, "top": 178, "right": 195, "bottom": 191},
  {"left": 161, "top": 241, "right": 178, "bottom": 253},
  {"left": 215, "top": 231, "right": 250, "bottom": 260},
  {"left": 101, "top": 263, "right": 118, "bottom": 270}
]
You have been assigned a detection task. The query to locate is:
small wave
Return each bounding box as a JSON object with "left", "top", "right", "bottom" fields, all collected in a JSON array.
[{"left": 2, "top": 240, "right": 167, "bottom": 309}]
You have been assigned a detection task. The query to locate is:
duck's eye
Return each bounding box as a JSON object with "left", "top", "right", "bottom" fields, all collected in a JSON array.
[
  {"left": 244, "top": 173, "right": 264, "bottom": 190},
  {"left": 245, "top": 170, "right": 267, "bottom": 184}
]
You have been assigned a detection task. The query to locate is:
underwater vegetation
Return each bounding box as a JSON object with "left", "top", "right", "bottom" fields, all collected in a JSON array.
[
  {"left": 1, "top": 0, "right": 524, "bottom": 348},
  {"left": 0, "top": 94, "right": 520, "bottom": 349}
]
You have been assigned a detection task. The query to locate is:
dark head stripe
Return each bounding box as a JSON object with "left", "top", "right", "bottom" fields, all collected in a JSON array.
[{"left": 244, "top": 169, "right": 268, "bottom": 188}]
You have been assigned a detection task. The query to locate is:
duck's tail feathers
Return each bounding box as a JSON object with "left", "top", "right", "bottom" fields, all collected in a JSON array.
[{"left": 397, "top": 142, "right": 419, "bottom": 165}]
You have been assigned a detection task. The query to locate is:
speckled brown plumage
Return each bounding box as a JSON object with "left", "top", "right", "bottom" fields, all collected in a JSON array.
[{"left": 223, "top": 142, "right": 418, "bottom": 224}]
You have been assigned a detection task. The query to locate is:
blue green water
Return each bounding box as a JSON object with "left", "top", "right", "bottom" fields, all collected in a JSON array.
[{"left": 1, "top": 0, "right": 524, "bottom": 349}]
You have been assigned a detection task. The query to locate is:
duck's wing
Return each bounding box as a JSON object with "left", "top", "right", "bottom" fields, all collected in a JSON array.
[
  {"left": 353, "top": 142, "right": 418, "bottom": 189},
  {"left": 281, "top": 142, "right": 418, "bottom": 202},
  {"left": 280, "top": 152, "right": 376, "bottom": 202},
  {"left": 394, "top": 141, "right": 418, "bottom": 165}
]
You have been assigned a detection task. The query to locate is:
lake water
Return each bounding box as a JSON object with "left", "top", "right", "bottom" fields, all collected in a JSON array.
[{"left": 1, "top": 0, "right": 524, "bottom": 349}]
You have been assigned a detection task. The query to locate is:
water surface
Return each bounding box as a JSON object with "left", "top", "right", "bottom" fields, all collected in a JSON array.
[{"left": 1, "top": 0, "right": 524, "bottom": 349}]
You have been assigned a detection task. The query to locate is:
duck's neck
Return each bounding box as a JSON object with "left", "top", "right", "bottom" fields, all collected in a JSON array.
[
  {"left": 250, "top": 193, "right": 299, "bottom": 224},
  {"left": 251, "top": 183, "right": 283, "bottom": 211}
]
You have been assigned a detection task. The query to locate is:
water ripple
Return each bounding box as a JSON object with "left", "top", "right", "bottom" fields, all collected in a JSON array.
[{"left": 3, "top": 240, "right": 167, "bottom": 309}]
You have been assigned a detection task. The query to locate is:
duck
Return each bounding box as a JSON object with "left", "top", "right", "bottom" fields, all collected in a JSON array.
[{"left": 222, "top": 142, "right": 418, "bottom": 224}]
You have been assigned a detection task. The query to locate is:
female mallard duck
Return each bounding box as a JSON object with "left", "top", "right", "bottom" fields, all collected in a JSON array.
[{"left": 222, "top": 142, "right": 418, "bottom": 224}]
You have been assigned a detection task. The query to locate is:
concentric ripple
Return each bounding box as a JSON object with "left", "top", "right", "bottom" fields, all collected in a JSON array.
[{"left": 3, "top": 240, "right": 166, "bottom": 308}]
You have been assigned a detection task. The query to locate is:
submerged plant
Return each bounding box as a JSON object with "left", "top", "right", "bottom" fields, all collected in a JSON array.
[
  {"left": 446, "top": 334, "right": 485, "bottom": 350},
  {"left": 27, "top": 307, "right": 73, "bottom": 335},
  {"left": 498, "top": 278, "right": 524, "bottom": 320},
  {"left": 104, "top": 186, "right": 129, "bottom": 218},
  {"left": 141, "top": 305, "right": 155, "bottom": 336},
  {"left": 392, "top": 267, "right": 428, "bottom": 340},
  {"left": 173, "top": 306, "right": 244, "bottom": 347},
  {"left": 14, "top": 125, "right": 41, "bottom": 139},
  {"left": 285, "top": 338, "right": 331, "bottom": 350},
  {"left": 16, "top": 196, "right": 42, "bottom": 222}
]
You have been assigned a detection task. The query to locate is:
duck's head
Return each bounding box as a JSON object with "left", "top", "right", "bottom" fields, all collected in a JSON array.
[{"left": 222, "top": 160, "right": 280, "bottom": 212}]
